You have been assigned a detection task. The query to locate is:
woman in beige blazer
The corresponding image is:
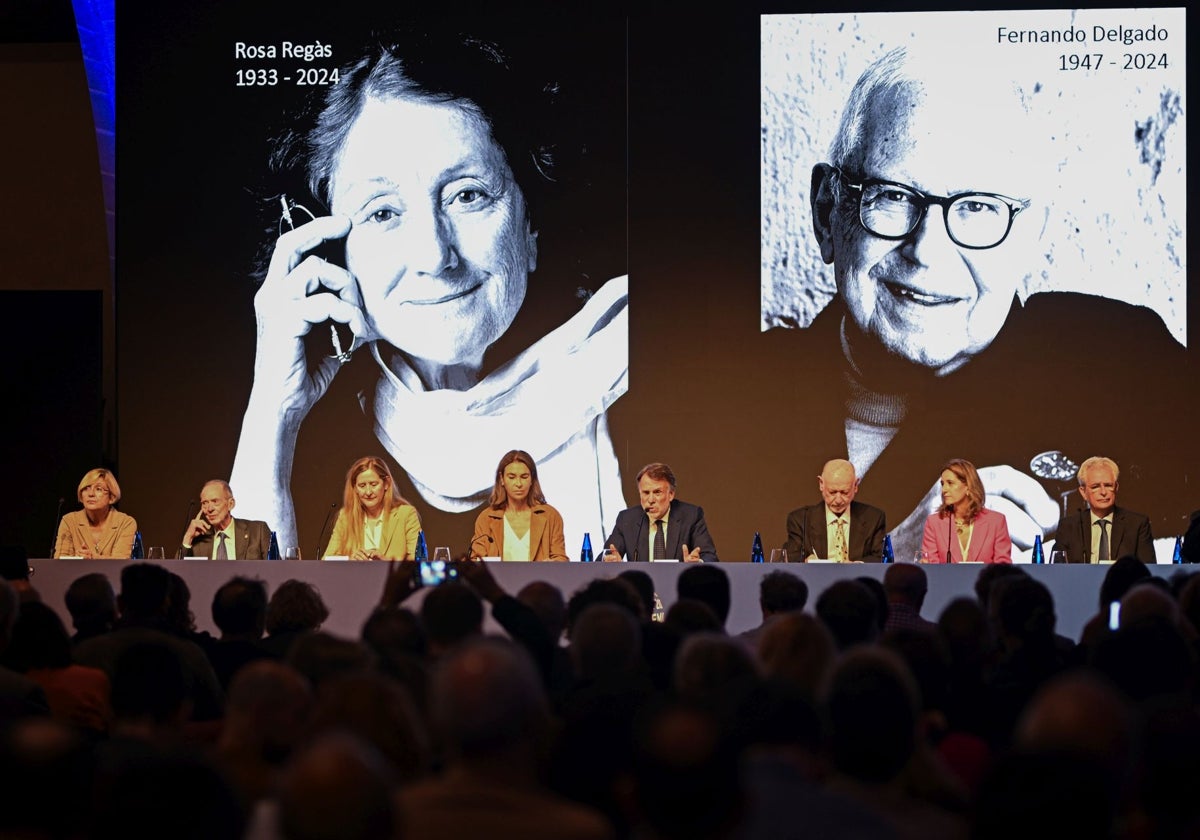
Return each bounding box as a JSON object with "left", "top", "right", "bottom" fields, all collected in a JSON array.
[
  {"left": 472, "top": 450, "right": 568, "bottom": 562},
  {"left": 54, "top": 468, "right": 138, "bottom": 559},
  {"left": 323, "top": 457, "right": 421, "bottom": 561}
]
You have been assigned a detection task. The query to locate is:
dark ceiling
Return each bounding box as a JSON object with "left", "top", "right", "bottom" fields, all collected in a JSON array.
[{"left": 0, "top": 0, "right": 79, "bottom": 43}]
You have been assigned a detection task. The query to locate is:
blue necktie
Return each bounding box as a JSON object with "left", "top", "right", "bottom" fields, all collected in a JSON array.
[{"left": 216, "top": 531, "right": 228, "bottom": 560}]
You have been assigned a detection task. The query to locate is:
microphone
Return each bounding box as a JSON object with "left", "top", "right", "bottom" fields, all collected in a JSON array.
[
  {"left": 49, "top": 497, "right": 64, "bottom": 558},
  {"left": 314, "top": 502, "right": 338, "bottom": 560},
  {"left": 175, "top": 499, "right": 197, "bottom": 559},
  {"left": 468, "top": 533, "right": 494, "bottom": 560},
  {"left": 946, "top": 508, "right": 954, "bottom": 564}
]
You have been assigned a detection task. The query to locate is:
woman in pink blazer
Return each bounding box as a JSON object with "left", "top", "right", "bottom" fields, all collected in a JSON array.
[{"left": 921, "top": 459, "right": 1012, "bottom": 564}]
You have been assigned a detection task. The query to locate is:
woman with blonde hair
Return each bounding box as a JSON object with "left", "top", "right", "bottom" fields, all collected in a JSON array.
[
  {"left": 53, "top": 468, "right": 138, "bottom": 559},
  {"left": 323, "top": 457, "right": 420, "bottom": 561},
  {"left": 471, "top": 450, "right": 567, "bottom": 561},
  {"left": 921, "top": 459, "right": 1011, "bottom": 564}
]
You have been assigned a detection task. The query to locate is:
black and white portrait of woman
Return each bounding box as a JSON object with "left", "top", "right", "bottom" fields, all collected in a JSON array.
[{"left": 225, "top": 20, "right": 629, "bottom": 552}]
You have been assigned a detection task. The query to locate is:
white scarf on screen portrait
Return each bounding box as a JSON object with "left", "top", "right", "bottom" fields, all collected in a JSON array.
[{"left": 367, "top": 275, "right": 629, "bottom": 539}]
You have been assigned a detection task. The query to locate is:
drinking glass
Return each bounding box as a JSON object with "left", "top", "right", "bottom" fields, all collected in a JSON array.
[
  {"left": 913, "top": 550, "right": 930, "bottom": 564},
  {"left": 285, "top": 546, "right": 302, "bottom": 561},
  {"left": 432, "top": 546, "right": 452, "bottom": 563},
  {"left": 1049, "top": 549, "right": 1067, "bottom": 564},
  {"left": 146, "top": 547, "right": 165, "bottom": 560},
  {"left": 768, "top": 549, "right": 788, "bottom": 563}
]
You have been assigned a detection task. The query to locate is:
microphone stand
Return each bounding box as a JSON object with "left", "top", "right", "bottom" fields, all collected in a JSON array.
[
  {"left": 467, "top": 533, "right": 494, "bottom": 560},
  {"left": 313, "top": 503, "right": 338, "bottom": 560},
  {"left": 946, "top": 506, "right": 954, "bottom": 564}
]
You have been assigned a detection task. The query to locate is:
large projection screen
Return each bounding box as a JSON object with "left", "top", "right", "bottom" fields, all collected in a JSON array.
[{"left": 114, "top": 3, "right": 1193, "bottom": 564}]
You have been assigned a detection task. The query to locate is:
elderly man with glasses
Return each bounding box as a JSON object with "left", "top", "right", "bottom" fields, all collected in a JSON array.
[{"left": 795, "top": 46, "right": 1188, "bottom": 563}]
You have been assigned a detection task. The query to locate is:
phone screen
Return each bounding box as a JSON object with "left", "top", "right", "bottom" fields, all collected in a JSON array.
[
  {"left": 419, "top": 559, "right": 457, "bottom": 587},
  {"left": 1108, "top": 601, "right": 1121, "bottom": 631}
]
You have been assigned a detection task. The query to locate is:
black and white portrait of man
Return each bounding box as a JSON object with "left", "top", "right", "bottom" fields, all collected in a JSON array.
[{"left": 760, "top": 9, "right": 1189, "bottom": 561}]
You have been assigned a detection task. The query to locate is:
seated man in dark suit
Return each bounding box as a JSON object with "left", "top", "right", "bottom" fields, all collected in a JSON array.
[
  {"left": 1054, "top": 456, "right": 1154, "bottom": 564},
  {"left": 603, "top": 463, "right": 718, "bottom": 563},
  {"left": 179, "top": 480, "right": 273, "bottom": 560},
  {"left": 783, "top": 459, "right": 886, "bottom": 562}
]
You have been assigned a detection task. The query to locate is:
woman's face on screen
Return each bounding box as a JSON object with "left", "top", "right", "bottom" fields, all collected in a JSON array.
[{"left": 330, "top": 95, "right": 537, "bottom": 371}]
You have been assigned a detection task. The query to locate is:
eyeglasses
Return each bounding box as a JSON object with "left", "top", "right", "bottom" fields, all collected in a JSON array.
[{"left": 832, "top": 167, "right": 1029, "bottom": 250}]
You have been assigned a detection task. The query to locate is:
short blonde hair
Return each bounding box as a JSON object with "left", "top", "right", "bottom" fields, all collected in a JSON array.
[
  {"left": 1077, "top": 456, "right": 1120, "bottom": 487},
  {"left": 77, "top": 468, "right": 121, "bottom": 504}
]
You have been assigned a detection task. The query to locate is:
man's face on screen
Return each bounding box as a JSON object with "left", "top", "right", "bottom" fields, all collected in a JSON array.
[
  {"left": 330, "top": 96, "right": 537, "bottom": 372},
  {"left": 826, "top": 85, "right": 1033, "bottom": 377}
]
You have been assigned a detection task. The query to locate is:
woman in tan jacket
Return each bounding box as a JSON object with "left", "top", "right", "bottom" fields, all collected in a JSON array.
[{"left": 472, "top": 451, "right": 568, "bottom": 562}]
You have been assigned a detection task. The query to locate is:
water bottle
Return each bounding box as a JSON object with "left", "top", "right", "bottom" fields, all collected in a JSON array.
[
  {"left": 1173, "top": 536, "right": 1184, "bottom": 564},
  {"left": 1032, "top": 534, "right": 1045, "bottom": 565},
  {"left": 580, "top": 532, "right": 594, "bottom": 563},
  {"left": 881, "top": 535, "right": 894, "bottom": 564},
  {"left": 415, "top": 531, "right": 428, "bottom": 561},
  {"left": 130, "top": 531, "right": 144, "bottom": 560},
  {"left": 751, "top": 531, "right": 765, "bottom": 563},
  {"left": 267, "top": 531, "right": 281, "bottom": 560}
]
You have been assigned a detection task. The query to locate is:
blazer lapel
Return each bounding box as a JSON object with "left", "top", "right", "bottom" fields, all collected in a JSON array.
[
  {"left": 813, "top": 507, "right": 829, "bottom": 559},
  {"left": 235, "top": 520, "right": 249, "bottom": 556},
  {"left": 1109, "top": 508, "right": 1125, "bottom": 559},
  {"left": 377, "top": 510, "right": 394, "bottom": 557},
  {"left": 1080, "top": 510, "right": 1092, "bottom": 561},
  {"left": 666, "top": 501, "right": 682, "bottom": 561},
  {"left": 530, "top": 508, "right": 548, "bottom": 558}
]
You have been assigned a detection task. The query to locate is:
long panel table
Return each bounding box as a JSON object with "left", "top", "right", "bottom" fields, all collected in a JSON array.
[{"left": 29, "top": 559, "right": 1189, "bottom": 642}]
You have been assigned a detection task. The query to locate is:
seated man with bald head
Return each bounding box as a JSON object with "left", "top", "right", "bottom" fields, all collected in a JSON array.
[
  {"left": 179, "top": 480, "right": 273, "bottom": 560},
  {"left": 784, "top": 459, "right": 886, "bottom": 562},
  {"left": 1053, "top": 457, "right": 1154, "bottom": 565}
]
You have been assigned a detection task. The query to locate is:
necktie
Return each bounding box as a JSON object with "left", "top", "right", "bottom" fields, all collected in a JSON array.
[
  {"left": 1097, "top": 519, "right": 1110, "bottom": 563},
  {"left": 653, "top": 519, "right": 666, "bottom": 560},
  {"left": 216, "top": 531, "right": 228, "bottom": 560},
  {"left": 834, "top": 518, "right": 848, "bottom": 562}
]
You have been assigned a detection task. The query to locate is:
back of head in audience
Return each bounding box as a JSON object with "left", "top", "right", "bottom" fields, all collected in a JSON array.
[
  {"left": 759, "top": 570, "right": 807, "bottom": 617},
  {"left": 277, "top": 731, "right": 397, "bottom": 840},
  {"left": 673, "top": 632, "right": 760, "bottom": 704},
  {"left": 664, "top": 599, "right": 723, "bottom": 636},
  {"left": 565, "top": 577, "right": 643, "bottom": 638},
  {"left": 974, "top": 563, "right": 1029, "bottom": 611},
  {"left": 212, "top": 576, "right": 268, "bottom": 640},
  {"left": 430, "top": 637, "right": 548, "bottom": 767},
  {"left": 110, "top": 639, "right": 190, "bottom": 732},
  {"left": 1098, "top": 555, "right": 1152, "bottom": 610},
  {"left": 756, "top": 612, "right": 836, "bottom": 702},
  {"left": 65, "top": 572, "right": 117, "bottom": 638},
  {"left": 4, "top": 600, "right": 72, "bottom": 672},
  {"left": 883, "top": 562, "right": 927, "bottom": 609},
  {"left": 222, "top": 659, "right": 313, "bottom": 765},
  {"left": 419, "top": 582, "right": 483, "bottom": 653},
  {"left": 569, "top": 602, "right": 643, "bottom": 683},
  {"left": 855, "top": 575, "right": 889, "bottom": 632},
  {"left": 995, "top": 577, "right": 1057, "bottom": 648},
  {"left": 285, "top": 632, "right": 374, "bottom": 689},
  {"left": 815, "top": 579, "right": 880, "bottom": 649},
  {"left": 517, "top": 580, "right": 569, "bottom": 641},
  {"left": 616, "top": 570, "right": 655, "bottom": 621},
  {"left": 117, "top": 562, "right": 172, "bottom": 625},
  {"left": 824, "top": 646, "right": 920, "bottom": 784},
  {"left": 266, "top": 580, "right": 330, "bottom": 636},
  {"left": 0, "top": 545, "right": 36, "bottom": 602},
  {"left": 629, "top": 701, "right": 742, "bottom": 840},
  {"left": 306, "top": 671, "right": 430, "bottom": 784},
  {"left": 677, "top": 565, "right": 731, "bottom": 627}
]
